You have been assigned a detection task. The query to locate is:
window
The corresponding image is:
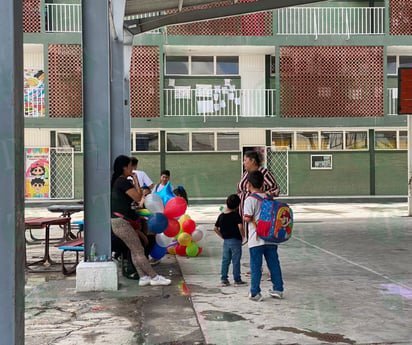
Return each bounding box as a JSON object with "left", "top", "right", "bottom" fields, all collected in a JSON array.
[
  {"left": 134, "top": 132, "right": 159, "bottom": 152},
  {"left": 271, "top": 132, "right": 292, "bottom": 150},
  {"left": 192, "top": 56, "right": 214, "bottom": 75},
  {"left": 272, "top": 130, "right": 373, "bottom": 151},
  {"left": 399, "top": 56, "right": 412, "bottom": 69},
  {"left": 56, "top": 132, "right": 82, "bottom": 152},
  {"left": 386, "top": 55, "right": 412, "bottom": 75},
  {"left": 216, "top": 56, "right": 239, "bottom": 75},
  {"left": 270, "top": 56, "right": 276, "bottom": 75},
  {"left": 165, "top": 55, "right": 239, "bottom": 76},
  {"left": 399, "top": 131, "right": 408, "bottom": 149},
  {"left": 165, "top": 56, "right": 189, "bottom": 75},
  {"left": 345, "top": 131, "right": 368, "bottom": 150},
  {"left": 192, "top": 132, "right": 214, "bottom": 151},
  {"left": 321, "top": 132, "right": 343, "bottom": 150},
  {"left": 167, "top": 133, "right": 189, "bottom": 151},
  {"left": 375, "top": 131, "right": 397, "bottom": 149},
  {"left": 166, "top": 131, "right": 239, "bottom": 152},
  {"left": 296, "top": 132, "right": 319, "bottom": 150},
  {"left": 387, "top": 56, "right": 397, "bottom": 75},
  {"left": 217, "top": 132, "right": 239, "bottom": 151}
]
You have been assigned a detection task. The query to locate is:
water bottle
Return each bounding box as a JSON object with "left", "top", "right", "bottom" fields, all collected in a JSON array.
[{"left": 89, "top": 242, "right": 96, "bottom": 262}]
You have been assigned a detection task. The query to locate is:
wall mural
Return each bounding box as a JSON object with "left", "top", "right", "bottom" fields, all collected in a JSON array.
[{"left": 24, "top": 68, "right": 45, "bottom": 117}]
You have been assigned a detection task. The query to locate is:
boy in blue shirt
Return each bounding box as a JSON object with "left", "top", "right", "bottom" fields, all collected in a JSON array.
[
  {"left": 244, "top": 170, "right": 284, "bottom": 301},
  {"left": 214, "top": 194, "right": 247, "bottom": 287}
]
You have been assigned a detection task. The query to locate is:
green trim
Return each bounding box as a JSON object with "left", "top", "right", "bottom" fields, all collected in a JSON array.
[{"left": 369, "top": 129, "right": 375, "bottom": 195}]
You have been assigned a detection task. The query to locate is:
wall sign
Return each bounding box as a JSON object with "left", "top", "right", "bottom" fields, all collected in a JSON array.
[{"left": 311, "top": 155, "right": 332, "bottom": 170}]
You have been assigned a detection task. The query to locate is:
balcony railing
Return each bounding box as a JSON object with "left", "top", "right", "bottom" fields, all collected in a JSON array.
[
  {"left": 277, "top": 7, "right": 385, "bottom": 37},
  {"left": 45, "top": 3, "right": 82, "bottom": 33},
  {"left": 164, "top": 88, "right": 276, "bottom": 121},
  {"left": 388, "top": 88, "right": 398, "bottom": 115}
]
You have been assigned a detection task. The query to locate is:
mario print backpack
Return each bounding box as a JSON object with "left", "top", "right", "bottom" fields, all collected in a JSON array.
[{"left": 251, "top": 194, "right": 293, "bottom": 244}]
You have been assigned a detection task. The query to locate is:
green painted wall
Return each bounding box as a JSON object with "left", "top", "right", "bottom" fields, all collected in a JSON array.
[
  {"left": 165, "top": 153, "right": 241, "bottom": 199},
  {"left": 131, "top": 153, "right": 162, "bottom": 186},
  {"left": 73, "top": 154, "right": 83, "bottom": 199},
  {"left": 375, "top": 151, "right": 408, "bottom": 194},
  {"left": 288, "top": 152, "right": 371, "bottom": 195}
]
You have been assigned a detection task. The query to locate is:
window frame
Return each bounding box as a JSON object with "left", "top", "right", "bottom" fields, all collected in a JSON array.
[
  {"left": 164, "top": 55, "right": 239, "bottom": 76},
  {"left": 131, "top": 131, "right": 160, "bottom": 153},
  {"left": 166, "top": 131, "right": 240, "bottom": 152},
  {"left": 55, "top": 130, "right": 82, "bottom": 153},
  {"left": 271, "top": 129, "right": 370, "bottom": 151}
]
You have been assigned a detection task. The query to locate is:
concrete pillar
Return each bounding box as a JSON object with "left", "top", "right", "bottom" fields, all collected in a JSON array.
[
  {"left": 79, "top": 0, "right": 116, "bottom": 291},
  {"left": 0, "top": 0, "right": 25, "bottom": 343}
]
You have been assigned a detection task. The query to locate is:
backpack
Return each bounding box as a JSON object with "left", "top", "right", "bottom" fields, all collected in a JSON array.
[{"left": 250, "top": 194, "right": 293, "bottom": 244}]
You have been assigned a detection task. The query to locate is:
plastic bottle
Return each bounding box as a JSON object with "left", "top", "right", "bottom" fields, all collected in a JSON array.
[{"left": 89, "top": 242, "right": 96, "bottom": 262}]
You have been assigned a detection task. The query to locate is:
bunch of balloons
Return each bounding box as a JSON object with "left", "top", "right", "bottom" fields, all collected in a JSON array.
[{"left": 138, "top": 182, "right": 206, "bottom": 259}]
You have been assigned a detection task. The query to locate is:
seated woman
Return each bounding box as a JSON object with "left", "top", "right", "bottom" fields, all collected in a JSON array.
[{"left": 111, "top": 155, "right": 171, "bottom": 286}]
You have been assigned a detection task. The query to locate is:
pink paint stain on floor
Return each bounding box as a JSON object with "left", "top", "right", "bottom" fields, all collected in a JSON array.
[{"left": 380, "top": 283, "right": 412, "bottom": 299}]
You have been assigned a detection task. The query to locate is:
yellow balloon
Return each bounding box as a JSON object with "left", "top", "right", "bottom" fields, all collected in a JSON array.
[
  {"left": 178, "top": 214, "right": 191, "bottom": 227},
  {"left": 177, "top": 232, "right": 192, "bottom": 246},
  {"left": 167, "top": 246, "right": 176, "bottom": 255}
]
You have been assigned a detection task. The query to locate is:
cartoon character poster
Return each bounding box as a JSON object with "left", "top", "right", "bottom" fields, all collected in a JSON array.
[{"left": 25, "top": 148, "right": 50, "bottom": 198}]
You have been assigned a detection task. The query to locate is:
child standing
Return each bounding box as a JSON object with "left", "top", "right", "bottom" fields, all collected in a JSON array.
[
  {"left": 214, "top": 194, "right": 247, "bottom": 287},
  {"left": 243, "top": 170, "right": 284, "bottom": 301}
]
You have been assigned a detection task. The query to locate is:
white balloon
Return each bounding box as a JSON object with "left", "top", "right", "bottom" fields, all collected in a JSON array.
[
  {"left": 144, "top": 194, "right": 164, "bottom": 213},
  {"left": 191, "top": 229, "right": 204, "bottom": 242},
  {"left": 193, "top": 225, "right": 207, "bottom": 245},
  {"left": 156, "top": 233, "right": 174, "bottom": 247}
]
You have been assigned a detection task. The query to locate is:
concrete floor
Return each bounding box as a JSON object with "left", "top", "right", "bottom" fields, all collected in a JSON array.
[{"left": 25, "top": 202, "right": 412, "bottom": 345}]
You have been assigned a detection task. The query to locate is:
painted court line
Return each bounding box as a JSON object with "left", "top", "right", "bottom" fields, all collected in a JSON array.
[{"left": 293, "top": 236, "right": 412, "bottom": 292}]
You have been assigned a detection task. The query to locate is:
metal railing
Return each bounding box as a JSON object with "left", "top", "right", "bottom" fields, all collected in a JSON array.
[
  {"left": 388, "top": 88, "right": 398, "bottom": 115},
  {"left": 277, "top": 7, "right": 385, "bottom": 37},
  {"left": 45, "top": 3, "right": 82, "bottom": 33},
  {"left": 164, "top": 88, "right": 276, "bottom": 121}
]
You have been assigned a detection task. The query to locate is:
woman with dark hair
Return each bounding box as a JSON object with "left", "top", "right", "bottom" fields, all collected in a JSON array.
[
  {"left": 237, "top": 150, "right": 280, "bottom": 213},
  {"left": 237, "top": 150, "right": 279, "bottom": 279},
  {"left": 111, "top": 155, "right": 171, "bottom": 286}
]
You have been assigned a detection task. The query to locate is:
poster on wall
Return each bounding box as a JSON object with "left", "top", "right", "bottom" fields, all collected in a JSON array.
[
  {"left": 25, "top": 148, "right": 50, "bottom": 199},
  {"left": 24, "top": 69, "right": 45, "bottom": 117}
]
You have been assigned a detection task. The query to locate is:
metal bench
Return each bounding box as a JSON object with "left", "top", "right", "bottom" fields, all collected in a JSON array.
[{"left": 56, "top": 238, "right": 84, "bottom": 275}]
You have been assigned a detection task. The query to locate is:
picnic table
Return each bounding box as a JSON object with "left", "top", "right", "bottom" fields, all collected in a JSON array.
[
  {"left": 47, "top": 204, "right": 84, "bottom": 240},
  {"left": 25, "top": 216, "right": 71, "bottom": 268}
]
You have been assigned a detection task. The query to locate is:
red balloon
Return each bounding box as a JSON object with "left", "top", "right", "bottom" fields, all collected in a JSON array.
[
  {"left": 182, "top": 219, "right": 196, "bottom": 234},
  {"left": 164, "top": 197, "right": 187, "bottom": 218},
  {"left": 175, "top": 244, "right": 187, "bottom": 256},
  {"left": 164, "top": 218, "right": 181, "bottom": 237},
  {"left": 197, "top": 247, "right": 203, "bottom": 256}
]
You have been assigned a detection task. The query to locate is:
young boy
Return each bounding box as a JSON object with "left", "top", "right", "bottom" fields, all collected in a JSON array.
[
  {"left": 243, "top": 170, "right": 284, "bottom": 301},
  {"left": 214, "top": 194, "right": 247, "bottom": 287},
  {"left": 153, "top": 170, "right": 173, "bottom": 192},
  {"left": 130, "top": 157, "right": 154, "bottom": 189}
]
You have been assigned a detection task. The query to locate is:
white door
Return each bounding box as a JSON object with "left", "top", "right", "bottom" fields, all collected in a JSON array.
[{"left": 239, "top": 55, "right": 265, "bottom": 117}]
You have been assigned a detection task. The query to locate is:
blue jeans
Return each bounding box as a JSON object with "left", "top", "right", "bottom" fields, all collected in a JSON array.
[
  {"left": 249, "top": 245, "right": 283, "bottom": 296},
  {"left": 221, "top": 238, "right": 242, "bottom": 282}
]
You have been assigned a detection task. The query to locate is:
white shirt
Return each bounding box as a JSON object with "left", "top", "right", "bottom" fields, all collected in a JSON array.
[
  {"left": 244, "top": 192, "right": 276, "bottom": 248},
  {"left": 153, "top": 182, "right": 173, "bottom": 193},
  {"left": 132, "top": 170, "right": 153, "bottom": 188}
]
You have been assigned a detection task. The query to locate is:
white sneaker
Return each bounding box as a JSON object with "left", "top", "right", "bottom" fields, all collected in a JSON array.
[
  {"left": 150, "top": 275, "right": 171, "bottom": 286},
  {"left": 138, "top": 275, "right": 151, "bottom": 286}
]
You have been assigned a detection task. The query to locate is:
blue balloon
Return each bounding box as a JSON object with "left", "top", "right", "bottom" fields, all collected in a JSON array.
[
  {"left": 147, "top": 212, "right": 169, "bottom": 234},
  {"left": 154, "top": 181, "right": 176, "bottom": 206},
  {"left": 150, "top": 243, "right": 167, "bottom": 260}
]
